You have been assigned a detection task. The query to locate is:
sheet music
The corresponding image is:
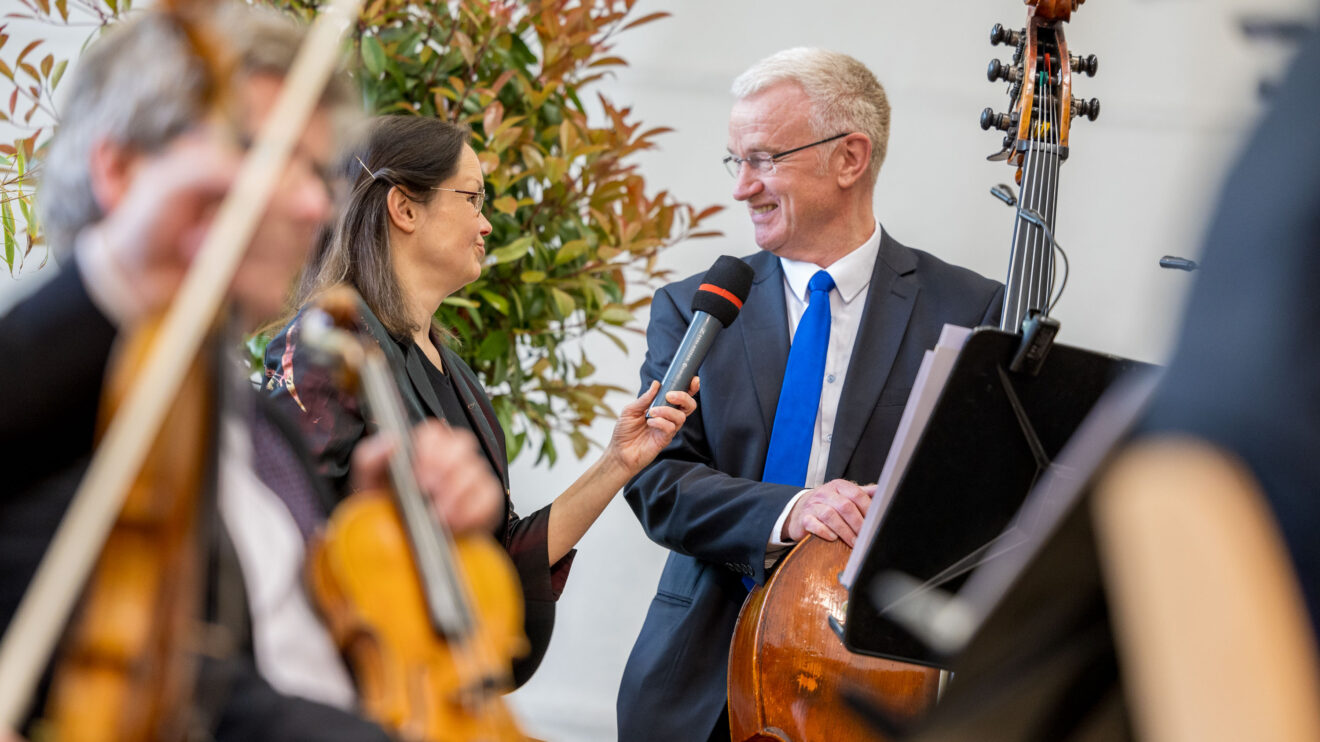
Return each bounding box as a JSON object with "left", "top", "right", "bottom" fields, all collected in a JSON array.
[{"left": 840, "top": 324, "right": 971, "bottom": 589}]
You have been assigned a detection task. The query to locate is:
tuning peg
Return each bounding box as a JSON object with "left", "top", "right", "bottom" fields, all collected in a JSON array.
[
  {"left": 990, "top": 23, "right": 1023, "bottom": 47},
  {"left": 987, "top": 59, "right": 1021, "bottom": 84},
  {"left": 1070, "top": 53, "right": 1099, "bottom": 77},
  {"left": 980, "top": 108, "right": 1014, "bottom": 132},
  {"left": 1072, "top": 97, "right": 1101, "bottom": 121}
]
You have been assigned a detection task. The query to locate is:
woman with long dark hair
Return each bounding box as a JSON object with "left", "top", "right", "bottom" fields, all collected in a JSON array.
[{"left": 264, "top": 115, "right": 696, "bottom": 684}]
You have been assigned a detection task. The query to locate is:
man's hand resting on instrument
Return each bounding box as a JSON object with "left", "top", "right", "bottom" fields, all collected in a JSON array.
[
  {"left": 781, "top": 480, "right": 876, "bottom": 547},
  {"left": 350, "top": 421, "right": 503, "bottom": 535}
]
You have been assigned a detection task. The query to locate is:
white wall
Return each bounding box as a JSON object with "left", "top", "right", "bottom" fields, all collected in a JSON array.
[
  {"left": 505, "top": 1, "right": 1317, "bottom": 740},
  {"left": 3, "top": 1, "right": 1314, "bottom": 739}
]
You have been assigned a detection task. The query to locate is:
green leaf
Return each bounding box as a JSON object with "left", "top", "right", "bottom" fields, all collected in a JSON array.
[
  {"left": 488, "top": 235, "right": 533, "bottom": 264},
  {"left": 570, "top": 430, "right": 590, "bottom": 459},
  {"left": 507, "top": 430, "right": 526, "bottom": 462},
  {"left": 2, "top": 198, "right": 15, "bottom": 274},
  {"left": 477, "top": 289, "right": 510, "bottom": 315},
  {"left": 553, "top": 238, "right": 589, "bottom": 266},
  {"left": 360, "top": 35, "right": 386, "bottom": 76},
  {"left": 520, "top": 270, "right": 546, "bottom": 284},
  {"left": 551, "top": 287, "right": 576, "bottom": 317},
  {"left": 476, "top": 330, "right": 510, "bottom": 362},
  {"left": 600, "top": 305, "right": 633, "bottom": 325},
  {"left": 49, "top": 59, "right": 66, "bottom": 90},
  {"left": 442, "top": 295, "right": 480, "bottom": 309}
]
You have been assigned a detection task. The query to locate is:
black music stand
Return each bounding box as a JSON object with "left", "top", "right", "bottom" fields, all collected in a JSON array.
[{"left": 838, "top": 327, "right": 1147, "bottom": 668}]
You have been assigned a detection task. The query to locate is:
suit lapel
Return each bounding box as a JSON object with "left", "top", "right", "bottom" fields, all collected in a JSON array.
[
  {"left": 825, "top": 231, "right": 919, "bottom": 478},
  {"left": 400, "top": 344, "right": 446, "bottom": 421},
  {"left": 351, "top": 297, "right": 437, "bottom": 425},
  {"left": 739, "top": 252, "right": 791, "bottom": 442},
  {"left": 441, "top": 346, "right": 510, "bottom": 488}
]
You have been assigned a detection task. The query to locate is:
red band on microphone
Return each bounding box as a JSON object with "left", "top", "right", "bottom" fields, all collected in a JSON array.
[{"left": 698, "top": 283, "right": 743, "bottom": 309}]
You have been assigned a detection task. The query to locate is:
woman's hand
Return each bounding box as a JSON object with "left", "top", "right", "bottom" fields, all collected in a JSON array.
[
  {"left": 606, "top": 378, "right": 700, "bottom": 475},
  {"left": 350, "top": 421, "right": 503, "bottom": 534}
]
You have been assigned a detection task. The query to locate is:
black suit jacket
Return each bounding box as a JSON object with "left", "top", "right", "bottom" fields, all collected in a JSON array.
[
  {"left": 1140, "top": 31, "right": 1320, "bottom": 640},
  {"left": 616, "top": 232, "right": 1003, "bottom": 740},
  {"left": 0, "top": 264, "right": 390, "bottom": 741}
]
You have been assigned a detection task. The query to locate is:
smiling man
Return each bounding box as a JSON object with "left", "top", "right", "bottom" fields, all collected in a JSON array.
[{"left": 617, "top": 48, "right": 1004, "bottom": 741}]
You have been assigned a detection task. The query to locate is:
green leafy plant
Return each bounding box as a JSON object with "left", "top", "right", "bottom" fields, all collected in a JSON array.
[{"left": 0, "top": 0, "right": 720, "bottom": 463}]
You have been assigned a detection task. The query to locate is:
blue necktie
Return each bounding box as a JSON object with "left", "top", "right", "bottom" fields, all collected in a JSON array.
[{"left": 763, "top": 269, "right": 835, "bottom": 487}]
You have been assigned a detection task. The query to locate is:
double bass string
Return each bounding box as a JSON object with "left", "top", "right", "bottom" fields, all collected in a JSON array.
[
  {"left": 879, "top": 34, "right": 1082, "bottom": 636},
  {"left": 1045, "top": 49, "right": 1061, "bottom": 309}
]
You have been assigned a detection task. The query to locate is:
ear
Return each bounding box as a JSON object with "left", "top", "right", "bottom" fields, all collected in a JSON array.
[
  {"left": 87, "top": 136, "right": 141, "bottom": 213},
  {"left": 834, "top": 132, "right": 873, "bottom": 189},
  {"left": 385, "top": 186, "right": 419, "bottom": 234}
]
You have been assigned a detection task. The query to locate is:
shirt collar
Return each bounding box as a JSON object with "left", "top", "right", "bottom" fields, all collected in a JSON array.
[{"left": 779, "top": 220, "right": 882, "bottom": 305}]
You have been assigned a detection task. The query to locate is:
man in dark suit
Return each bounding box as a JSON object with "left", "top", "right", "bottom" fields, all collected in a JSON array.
[
  {"left": 0, "top": 6, "right": 500, "bottom": 741},
  {"left": 617, "top": 47, "right": 1004, "bottom": 741}
]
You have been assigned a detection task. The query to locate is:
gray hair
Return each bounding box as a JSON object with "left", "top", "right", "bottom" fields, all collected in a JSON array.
[
  {"left": 731, "top": 47, "right": 890, "bottom": 185},
  {"left": 39, "top": 3, "right": 356, "bottom": 254}
]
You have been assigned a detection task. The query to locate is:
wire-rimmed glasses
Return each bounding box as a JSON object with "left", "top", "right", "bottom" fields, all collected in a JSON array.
[
  {"left": 722, "top": 132, "right": 851, "bottom": 177},
  {"left": 432, "top": 186, "right": 486, "bottom": 213}
]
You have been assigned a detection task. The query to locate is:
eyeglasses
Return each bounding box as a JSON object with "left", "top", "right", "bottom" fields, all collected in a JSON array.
[
  {"left": 722, "top": 132, "right": 851, "bottom": 177},
  {"left": 432, "top": 186, "right": 486, "bottom": 213}
]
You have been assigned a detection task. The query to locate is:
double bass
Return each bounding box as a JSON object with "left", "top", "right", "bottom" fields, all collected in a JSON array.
[{"left": 727, "top": 2, "right": 1100, "bottom": 740}]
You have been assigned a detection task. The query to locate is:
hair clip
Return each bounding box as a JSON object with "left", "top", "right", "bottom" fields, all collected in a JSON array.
[{"left": 354, "top": 155, "right": 376, "bottom": 181}]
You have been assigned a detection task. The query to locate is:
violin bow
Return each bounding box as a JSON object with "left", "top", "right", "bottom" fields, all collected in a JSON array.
[{"left": 0, "top": 0, "right": 366, "bottom": 728}]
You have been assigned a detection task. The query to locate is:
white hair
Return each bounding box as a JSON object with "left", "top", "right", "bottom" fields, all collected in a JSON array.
[
  {"left": 39, "top": 4, "right": 355, "bottom": 254},
  {"left": 731, "top": 47, "right": 890, "bottom": 184}
]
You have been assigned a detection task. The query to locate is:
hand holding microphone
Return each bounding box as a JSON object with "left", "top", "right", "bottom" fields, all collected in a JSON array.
[{"left": 649, "top": 255, "right": 755, "bottom": 416}]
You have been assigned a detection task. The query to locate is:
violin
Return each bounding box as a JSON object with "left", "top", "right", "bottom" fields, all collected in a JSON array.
[
  {"left": 728, "top": 3, "right": 1099, "bottom": 741},
  {"left": 41, "top": 322, "right": 214, "bottom": 742},
  {"left": 300, "top": 289, "right": 529, "bottom": 742},
  {"left": 0, "top": 0, "right": 365, "bottom": 736}
]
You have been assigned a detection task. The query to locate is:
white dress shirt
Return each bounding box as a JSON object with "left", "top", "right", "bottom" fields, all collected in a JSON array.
[
  {"left": 217, "top": 413, "right": 358, "bottom": 710},
  {"left": 76, "top": 230, "right": 358, "bottom": 709},
  {"left": 768, "top": 221, "right": 883, "bottom": 552}
]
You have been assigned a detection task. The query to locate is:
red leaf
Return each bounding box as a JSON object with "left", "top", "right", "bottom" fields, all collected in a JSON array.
[
  {"left": 621, "top": 11, "right": 669, "bottom": 32},
  {"left": 15, "top": 39, "right": 40, "bottom": 66}
]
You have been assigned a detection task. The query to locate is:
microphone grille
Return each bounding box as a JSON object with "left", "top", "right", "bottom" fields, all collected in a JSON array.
[{"left": 691, "top": 255, "right": 754, "bottom": 327}]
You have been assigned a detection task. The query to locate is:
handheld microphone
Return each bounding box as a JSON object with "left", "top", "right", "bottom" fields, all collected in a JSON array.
[{"left": 648, "top": 255, "right": 754, "bottom": 414}]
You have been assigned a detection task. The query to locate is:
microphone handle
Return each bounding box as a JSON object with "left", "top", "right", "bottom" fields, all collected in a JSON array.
[{"left": 650, "top": 311, "right": 721, "bottom": 414}]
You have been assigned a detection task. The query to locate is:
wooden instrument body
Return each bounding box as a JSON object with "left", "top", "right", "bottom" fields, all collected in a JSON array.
[
  {"left": 43, "top": 327, "right": 211, "bottom": 742},
  {"left": 729, "top": 538, "right": 940, "bottom": 742},
  {"left": 307, "top": 475, "right": 528, "bottom": 742}
]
